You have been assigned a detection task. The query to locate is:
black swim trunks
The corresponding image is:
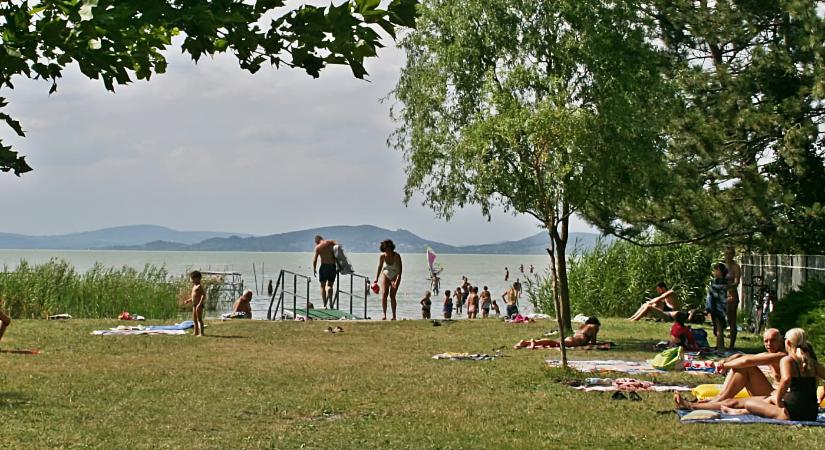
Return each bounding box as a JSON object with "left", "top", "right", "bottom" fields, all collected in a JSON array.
[{"left": 319, "top": 263, "right": 337, "bottom": 284}]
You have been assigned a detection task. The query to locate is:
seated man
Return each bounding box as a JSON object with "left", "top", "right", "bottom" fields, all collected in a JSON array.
[
  {"left": 628, "top": 282, "right": 680, "bottom": 321},
  {"left": 675, "top": 328, "right": 786, "bottom": 410},
  {"left": 229, "top": 289, "right": 253, "bottom": 319}
]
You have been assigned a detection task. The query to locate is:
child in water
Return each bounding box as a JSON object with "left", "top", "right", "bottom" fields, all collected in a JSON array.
[
  {"left": 420, "top": 291, "right": 432, "bottom": 319},
  {"left": 443, "top": 290, "right": 453, "bottom": 320},
  {"left": 467, "top": 286, "right": 479, "bottom": 319},
  {"left": 491, "top": 300, "right": 501, "bottom": 317},
  {"left": 453, "top": 287, "right": 464, "bottom": 316}
]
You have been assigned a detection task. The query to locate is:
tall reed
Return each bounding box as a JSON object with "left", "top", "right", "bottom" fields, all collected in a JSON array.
[
  {"left": 528, "top": 237, "right": 717, "bottom": 317},
  {"left": 0, "top": 259, "right": 196, "bottom": 319}
]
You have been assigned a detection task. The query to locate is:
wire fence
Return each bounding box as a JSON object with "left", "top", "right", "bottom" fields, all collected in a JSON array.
[{"left": 740, "top": 254, "right": 825, "bottom": 325}]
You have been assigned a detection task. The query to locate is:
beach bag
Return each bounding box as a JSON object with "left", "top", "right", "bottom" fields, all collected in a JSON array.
[
  {"left": 692, "top": 328, "right": 710, "bottom": 349},
  {"left": 333, "top": 244, "right": 354, "bottom": 275},
  {"left": 650, "top": 346, "right": 683, "bottom": 371}
]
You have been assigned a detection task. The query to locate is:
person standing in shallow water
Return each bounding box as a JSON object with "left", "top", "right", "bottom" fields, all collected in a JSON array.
[
  {"left": 374, "top": 239, "right": 402, "bottom": 320},
  {"left": 504, "top": 267, "right": 509, "bottom": 281},
  {"left": 267, "top": 279, "right": 273, "bottom": 296}
]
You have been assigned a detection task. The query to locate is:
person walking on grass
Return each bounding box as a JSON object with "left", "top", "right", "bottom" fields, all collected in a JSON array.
[
  {"left": 443, "top": 290, "right": 453, "bottom": 319},
  {"left": 0, "top": 306, "right": 10, "bottom": 346},
  {"left": 725, "top": 247, "right": 742, "bottom": 350},
  {"left": 374, "top": 239, "right": 402, "bottom": 321},
  {"left": 183, "top": 270, "right": 206, "bottom": 336},
  {"left": 420, "top": 291, "right": 432, "bottom": 320}
]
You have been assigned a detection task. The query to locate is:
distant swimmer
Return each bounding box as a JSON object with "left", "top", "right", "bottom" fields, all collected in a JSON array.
[
  {"left": 313, "top": 235, "right": 338, "bottom": 308},
  {"left": 504, "top": 267, "right": 509, "bottom": 281}
]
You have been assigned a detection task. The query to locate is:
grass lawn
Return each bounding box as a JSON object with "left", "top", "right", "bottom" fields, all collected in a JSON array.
[{"left": 1, "top": 318, "right": 823, "bottom": 449}]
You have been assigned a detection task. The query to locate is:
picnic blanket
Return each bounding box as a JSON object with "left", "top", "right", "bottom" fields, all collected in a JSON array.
[
  {"left": 677, "top": 409, "right": 825, "bottom": 426},
  {"left": 518, "top": 340, "right": 615, "bottom": 350},
  {"left": 433, "top": 352, "right": 496, "bottom": 361},
  {"left": 546, "top": 359, "right": 665, "bottom": 375}
]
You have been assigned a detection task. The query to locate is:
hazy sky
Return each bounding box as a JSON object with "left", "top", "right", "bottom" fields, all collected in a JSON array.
[{"left": 0, "top": 7, "right": 593, "bottom": 245}]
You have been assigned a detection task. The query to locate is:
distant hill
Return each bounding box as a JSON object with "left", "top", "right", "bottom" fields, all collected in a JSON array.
[
  {"left": 0, "top": 224, "right": 608, "bottom": 254},
  {"left": 0, "top": 225, "right": 250, "bottom": 250}
]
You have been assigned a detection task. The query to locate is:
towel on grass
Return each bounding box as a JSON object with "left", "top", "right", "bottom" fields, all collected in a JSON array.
[
  {"left": 575, "top": 378, "right": 691, "bottom": 393},
  {"left": 677, "top": 409, "right": 825, "bottom": 426},
  {"left": 92, "top": 321, "right": 194, "bottom": 335},
  {"left": 546, "top": 359, "right": 665, "bottom": 375},
  {"left": 92, "top": 329, "right": 186, "bottom": 336},
  {"left": 433, "top": 352, "right": 496, "bottom": 361}
]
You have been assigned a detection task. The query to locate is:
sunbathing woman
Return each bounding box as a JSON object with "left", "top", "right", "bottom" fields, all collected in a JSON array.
[{"left": 514, "top": 317, "right": 601, "bottom": 349}]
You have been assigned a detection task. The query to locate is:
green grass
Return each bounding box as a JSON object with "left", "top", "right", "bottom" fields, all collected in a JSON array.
[{"left": 1, "top": 319, "right": 822, "bottom": 449}]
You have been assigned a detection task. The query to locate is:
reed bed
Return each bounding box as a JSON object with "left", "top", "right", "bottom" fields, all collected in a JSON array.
[{"left": 0, "top": 259, "right": 196, "bottom": 319}]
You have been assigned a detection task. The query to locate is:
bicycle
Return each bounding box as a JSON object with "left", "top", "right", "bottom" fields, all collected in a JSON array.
[{"left": 745, "top": 276, "right": 776, "bottom": 334}]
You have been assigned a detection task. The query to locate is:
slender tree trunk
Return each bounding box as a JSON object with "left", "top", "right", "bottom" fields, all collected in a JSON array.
[
  {"left": 556, "top": 212, "right": 571, "bottom": 330},
  {"left": 547, "top": 232, "right": 568, "bottom": 368}
]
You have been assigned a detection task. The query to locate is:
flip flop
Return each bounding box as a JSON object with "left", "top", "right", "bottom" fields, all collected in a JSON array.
[
  {"left": 628, "top": 391, "right": 642, "bottom": 401},
  {"left": 610, "top": 391, "right": 627, "bottom": 400}
]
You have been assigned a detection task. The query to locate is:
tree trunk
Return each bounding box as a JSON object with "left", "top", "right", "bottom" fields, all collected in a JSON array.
[
  {"left": 556, "top": 212, "right": 571, "bottom": 330},
  {"left": 547, "top": 233, "right": 568, "bottom": 368}
]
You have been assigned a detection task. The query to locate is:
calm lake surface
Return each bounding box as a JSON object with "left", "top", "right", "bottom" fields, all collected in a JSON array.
[{"left": 0, "top": 250, "right": 548, "bottom": 319}]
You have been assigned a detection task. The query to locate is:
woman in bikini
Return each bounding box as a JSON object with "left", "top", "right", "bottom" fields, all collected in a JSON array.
[
  {"left": 514, "top": 317, "right": 601, "bottom": 349},
  {"left": 374, "top": 239, "right": 402, "bottom": 321}
]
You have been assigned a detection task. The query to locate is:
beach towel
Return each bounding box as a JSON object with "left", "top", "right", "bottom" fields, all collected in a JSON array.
[
  {"left": 333, "top": 244, "right": 354, "bottom": 275},
  {"left": 546, "top": 359, "right": 666, "bottom": 375},
  {"left": 91, "top": 329, "right": 186, "bottom": 336},
  {"left": 677, "top": 409, "right": 825, "bottom": 426},
  {"left": 432, "top": 352, "right": 496, "bottom": 361},
  {"left": 92, "top": 321, "right": 194, "bottom": 335},
  {"left": 47, "top": 314, "right": 72, "bottom": 320}
]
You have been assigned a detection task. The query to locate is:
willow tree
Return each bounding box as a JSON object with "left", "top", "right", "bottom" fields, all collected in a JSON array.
[
  {"left": 390, "top": 0, "right": 673, "bottom": 340},
  {"left": 0, "top": 0, "right": 417, "bottom": 175}
]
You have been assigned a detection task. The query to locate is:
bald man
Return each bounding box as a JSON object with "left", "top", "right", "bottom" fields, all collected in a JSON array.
[{"left": 676, "top": 328, "right": 786, "bottom": 410}]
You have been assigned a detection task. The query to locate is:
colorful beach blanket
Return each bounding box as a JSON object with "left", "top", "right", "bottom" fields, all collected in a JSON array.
[
  {"left": 677, "top": 409, "right": 825, "bottom": 427},
  {"left": 546, "top": 359, "right": 665, "bottom": 375}
]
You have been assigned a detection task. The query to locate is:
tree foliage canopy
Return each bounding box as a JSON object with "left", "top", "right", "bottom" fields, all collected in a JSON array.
[
  {"left": 597, "top": 0, "right": 825, "bottom": 253},
  {"left": 0, "top": 0, "right": 417, "bottom": 175}
]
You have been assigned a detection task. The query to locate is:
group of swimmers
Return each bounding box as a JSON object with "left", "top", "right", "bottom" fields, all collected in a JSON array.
[
  {"left": 418, "top": 278, "right": 524, "bottom": 320},
  {"left": 676, "top": 327, "right": 825, "bottom": 422}
]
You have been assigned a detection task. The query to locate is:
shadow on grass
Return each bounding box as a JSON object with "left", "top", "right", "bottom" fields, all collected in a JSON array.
[
  {"left": 0, "top": 392, "right": 32, "bottom": 410},
  {"left": 206, "top": 335, "right": 246, "bottom": 339}
]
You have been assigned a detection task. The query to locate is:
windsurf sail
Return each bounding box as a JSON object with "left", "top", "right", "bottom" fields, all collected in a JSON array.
[{"left": 426, "top": 247, "right": 443, "bottom": 275}]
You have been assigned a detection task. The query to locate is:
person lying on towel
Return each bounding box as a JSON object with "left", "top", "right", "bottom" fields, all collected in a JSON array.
[{"left": 514, "top": 317, "right": 601, "bottom": 349}]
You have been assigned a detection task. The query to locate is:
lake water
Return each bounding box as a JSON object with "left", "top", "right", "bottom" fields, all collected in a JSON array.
[{"left": 0, "top": 250, "right": 548, "bottom": 319}]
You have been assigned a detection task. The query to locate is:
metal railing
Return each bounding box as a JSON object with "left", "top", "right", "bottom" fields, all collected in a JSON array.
[
  {"left": 267, "top": 270, "right": 311, "bottom": 320},
  {"left": 333, "top": 272, "right": 371, "bottom": 319}
]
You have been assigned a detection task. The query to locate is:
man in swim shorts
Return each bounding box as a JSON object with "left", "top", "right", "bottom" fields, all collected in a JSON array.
[
  {"left": 313, "top": 235, "right": 338, "bottom": 308},
  {"left": 676, "top": 328, "right": 787, "bottom": 410}
]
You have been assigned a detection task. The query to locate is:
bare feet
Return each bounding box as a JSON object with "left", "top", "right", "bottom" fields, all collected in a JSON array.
[
  {"left": 381, "top": 316, "right": 387, "bottom": 320},
  {"left": 674, "top": 393, "right": 692, "bottom": 410}
]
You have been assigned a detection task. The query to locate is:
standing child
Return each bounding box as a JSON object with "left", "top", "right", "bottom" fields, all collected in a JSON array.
[
  {"left": 453, "top": 287, "right": 464, "bottom": 316},
  {"left": 491, "top": 300, "right": 501, "bottom": 317},
  {"left": 184, "top": 270, "right": 206, "bottom": 336},
  {"left": 443, "top": 290, "right": 453, "bottom": 320},
  {"left": 420, "top": 291, "right": 432, "bottom": 319},
  {"left": 467, "top": 286, "right": 479, "bottom": 319}
]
